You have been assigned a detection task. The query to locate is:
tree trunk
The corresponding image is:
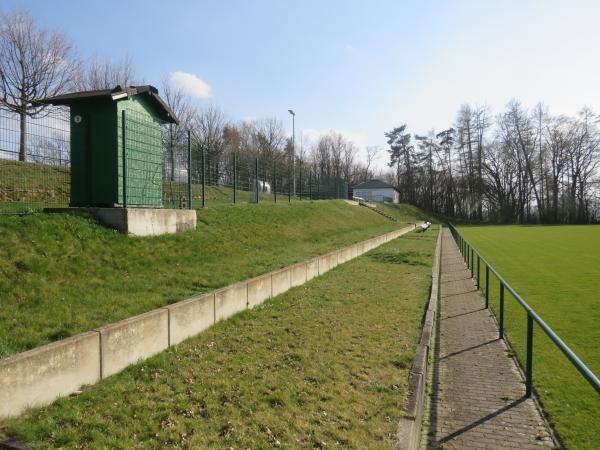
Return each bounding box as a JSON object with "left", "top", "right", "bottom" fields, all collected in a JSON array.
[{"left": 19, "top": 110, "right": 27, "bottom": 162}]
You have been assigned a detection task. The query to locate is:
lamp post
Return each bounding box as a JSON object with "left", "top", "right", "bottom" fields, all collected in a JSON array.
[{"left": 288, "top": 109, "right": 295, "bottom": 198}]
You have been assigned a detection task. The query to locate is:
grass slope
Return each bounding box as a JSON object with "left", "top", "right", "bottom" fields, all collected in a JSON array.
[
  {"left": 0, "top": 200, "right": 425, "bottom": 358},
  {"left": 1, "top": 227, "right": 438, "bottom": 449},
  {"left": 0, "top": 160, "right": 336, "bottom": 212},
  {"left": 458, "top": 225, "right": 600, "bottom": 450}
]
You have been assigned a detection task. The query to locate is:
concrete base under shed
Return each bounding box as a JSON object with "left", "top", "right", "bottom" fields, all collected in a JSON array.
[{"left": 45, "top": 207, "right": 197, "bottom": 236}]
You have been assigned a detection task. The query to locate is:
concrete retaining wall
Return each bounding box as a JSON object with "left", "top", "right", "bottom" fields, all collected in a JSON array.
[
  {"left": 271, "top": 267, "right": 292, "bottom": 297},
  {"left": 318, "top": 251, "right": 339, "bottom": 275},
  {"left": 97, "top": 309, "right": 169, "bottom": 378},
  {"left": 338, "top": 246, "right": 354, "bottom": 264},
  {"left": 0, "top": 332, "right": 101, "bottom": 418},
  {"left": 247, "top": 274, "right": 272, "bottom": 309},
  {"left": 306, "top": 258, "right": 319, "bottom": 281},
  {"left": 290, "top": 263, "right": 307, "bottom": 288},
  {"left": 215, "top": 282, "right": 248, "bottom": 322},
  {"left": 0, "top": 223, "right": 419, "bottom": 419},
  {"left": 167, "top": 293, "right": 215, "bottom": 345}
]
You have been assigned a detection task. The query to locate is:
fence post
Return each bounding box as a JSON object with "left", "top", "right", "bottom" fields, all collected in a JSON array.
[
  {"left": 299, "top": 166, "right": 302, "bottom": 200},
  {"left": 485, "top": 265, "right": 490, "bottom": 308},
  {"left": 255, "top": 157, "right": 259, "bottom": 203},
  {"left": 121, "top": 110, "right": 127, "bottom": 208},
  {"left": 526, "top": 313, "right": 533, "bottom": 397},
  {"left": 316, "top": 173, "right": 320, "bottom": 199},
  {"left": 309, "top": 171, "right": 312, "bottom": 200},
  {"left": 233, "top": 153, "right": 237, "bottom": 204},
  {"left": 201, "top": 145, "right": 206, "bottom": 208},
  {"left": 476, "top": 255, "right": 480, "bottom": 288},
  {"left": 273, "top": 159, "right": 277, "bottom": 203},
  {"left": 499, "top": 283, "right": 505, "bottom": 339},
  {"left": 187, "top": 130, "right": 192, "bottom": 210}
]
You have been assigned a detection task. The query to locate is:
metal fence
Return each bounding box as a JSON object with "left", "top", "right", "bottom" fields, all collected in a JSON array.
[
  {"left": 165, "top": 132, "right": 348, "bottom": 209},
  {"left": 0, "top": 107, "right": 348, "bottom": 213},
  {"left": 0, "top": 107, "right": 70, "bottom": 213}
]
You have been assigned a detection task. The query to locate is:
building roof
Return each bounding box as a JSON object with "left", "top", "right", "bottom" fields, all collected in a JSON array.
[
  {"left": 37, "top": 85, "right": 179, "bottom": 124},
  {"left": 354, "top": 179, "right": 398, "bottom": 191}
]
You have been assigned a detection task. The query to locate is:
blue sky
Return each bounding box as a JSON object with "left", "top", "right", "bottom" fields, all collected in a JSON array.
[{"left": 5, "top": 0, "right": 600, "bottom": 168}]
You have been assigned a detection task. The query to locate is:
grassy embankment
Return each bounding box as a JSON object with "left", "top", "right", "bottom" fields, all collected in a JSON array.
[
  {"left": 0, "top": 200, "right": 427, "bottom": 358},
  {"left": 0, "top": 159, "right": 340, "bottom": 212},
  {"left": 459, "top": 225, "right": 600, "bottom": 450},
  {"left": 1, "top": 226, "right": 438, "bottom": 449}
]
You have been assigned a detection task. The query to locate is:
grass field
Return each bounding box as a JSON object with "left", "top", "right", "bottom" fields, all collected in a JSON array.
[
  {"left": 0, "top": 200, "right": 426, "bottom": 358},
  {"left": 458, "top": 225, "right": 600, "bottom": 449},
  {"left": 0, "top": 227, "right": 438, "bottom": 449}
]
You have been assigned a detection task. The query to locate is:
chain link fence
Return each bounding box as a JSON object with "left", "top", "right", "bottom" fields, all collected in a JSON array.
[{"left": 0, "top": 107, "right": 348, "bottom": 214}]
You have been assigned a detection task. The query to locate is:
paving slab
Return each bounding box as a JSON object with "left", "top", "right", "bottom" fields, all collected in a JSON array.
[{"left": 423, "top": 229, "right": 555, "bottom": 449}]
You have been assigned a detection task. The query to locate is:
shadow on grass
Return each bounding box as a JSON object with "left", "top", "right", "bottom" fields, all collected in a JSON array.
[{"left": 369, "top": 251, "right": 428, "bottom": 266}]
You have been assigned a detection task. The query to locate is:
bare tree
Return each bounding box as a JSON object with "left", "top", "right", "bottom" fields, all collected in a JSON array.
[
  {"left": 193, "top": 104, "right": 227, "bottom": 182},
  {"left": 77, "top": 55, "right": 140, "bottom": 91},
  {"left": 386, "top": 101, "right": 600, "bottom": 224},
  {"left": 161, "top": 78, "right": 195, "bottom": 181},
  {"left": 364, "top": 145, "right": 380, "bottom": 180},
  {"left": 0, "top": 9, "right": 79, "bottom": 161}
]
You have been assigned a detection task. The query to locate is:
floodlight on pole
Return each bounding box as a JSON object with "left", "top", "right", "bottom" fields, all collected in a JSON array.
[{"left": 288, "top": 109, "right": 296, "bottom": 198}]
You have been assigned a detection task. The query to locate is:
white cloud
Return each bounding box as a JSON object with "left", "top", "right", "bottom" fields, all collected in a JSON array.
[{"left": 169, "top": 71, "right": 212, "bottom": 98}]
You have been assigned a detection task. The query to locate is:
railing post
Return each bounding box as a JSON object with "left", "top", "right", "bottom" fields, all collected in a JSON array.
[
  {"left": 499, "top": 283, "right": 505, "bottom": 340},
  {"left": 476, "top": 255, "right": 480, "bottom": 289},
  {"left": 466, "top": 244, "right": 470, "bottom": 271},
  {"left": 485, "top": 265, "right": 490, "bottom": 309},
  {"left": 201, "top": 145, "right": 206, "bottom": 208},
  {"left": 121, "top": 110, "right": 128, "bottom": 208},
  {"left": 233, "top": 153, "right": 237, "bottom": 204},
  {"left": 526, "top": 313, "right": 534, "bottom": 397},
  {"left": 187, "top": 130, "right": 192, "bottom": 210},
  {"left": 470, "top": 248, "right": 474, "bottom": 277},
  {"left": 467, "top": 243, "right": 470, "bottom": 267}
]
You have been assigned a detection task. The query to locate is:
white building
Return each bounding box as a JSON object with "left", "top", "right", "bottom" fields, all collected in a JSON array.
[{"left": 353, "top": 179, "right": 400, "bottom": 203}]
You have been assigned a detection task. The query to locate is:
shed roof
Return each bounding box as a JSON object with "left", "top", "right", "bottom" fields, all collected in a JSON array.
[
  {"left": 354, "top": 179, "right": 398, "bottom": 191},
  {"left": 37, "top": 85, "right": 178, "bottom": 124}
]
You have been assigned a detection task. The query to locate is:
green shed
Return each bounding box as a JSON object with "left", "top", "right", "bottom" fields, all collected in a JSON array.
[{"left": 39, "top": 85, "right": 178, "bottom": 207}]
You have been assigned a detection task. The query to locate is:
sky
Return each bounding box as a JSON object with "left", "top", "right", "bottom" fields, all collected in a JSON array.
[{"left": 4, "top": 0, "right": 600, "bottom": 170}]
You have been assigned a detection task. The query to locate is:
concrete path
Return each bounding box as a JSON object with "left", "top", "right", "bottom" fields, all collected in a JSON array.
[{"left": 423, "top": 229, "right": 556, "bottom": 449}]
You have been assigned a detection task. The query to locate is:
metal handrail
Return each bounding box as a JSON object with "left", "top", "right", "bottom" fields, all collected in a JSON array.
[{"left": 447, "top": 223, "right": 600, "bottom": 396}]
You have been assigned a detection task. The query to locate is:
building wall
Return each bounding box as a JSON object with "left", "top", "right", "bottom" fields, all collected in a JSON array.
[
  {"left": 354, "top": 187, "right": 399, "bottom": 203},
  {"left": 117, "top": 96, "right": 163, "bottom": 206}
]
